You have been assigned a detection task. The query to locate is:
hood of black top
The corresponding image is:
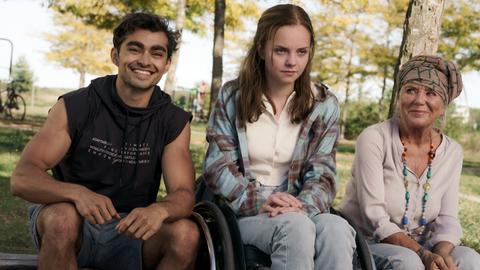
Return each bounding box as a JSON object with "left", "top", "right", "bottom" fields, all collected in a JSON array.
[{"left": 89, "top": 75, "right": 172, "bottom": 129}]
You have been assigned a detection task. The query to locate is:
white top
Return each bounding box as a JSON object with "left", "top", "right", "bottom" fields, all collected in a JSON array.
[
  {"left": 340, "top": 119, "right": 463, "bottom": 247},
  {"left": 246, "top": 92, "right": 302, "bottom": 186}
]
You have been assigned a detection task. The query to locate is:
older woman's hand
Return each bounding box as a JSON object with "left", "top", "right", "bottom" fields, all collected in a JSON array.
[
  {"left": 442, "top": 255, "right": 458, "bottom": 270},
  {"left": 422, "top": 250, "right": 450, "bottom": 270}
]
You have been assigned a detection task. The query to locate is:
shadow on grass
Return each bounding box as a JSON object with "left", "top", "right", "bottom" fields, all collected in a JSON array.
[
  {"left": 0, "top": 128, "right": 34, "bottom": 153},
  {"left": 337, "top": 143, "right": 355, "bottom": 154},
  {"left": 0, "top": 176, "right": 35, "bottom": 254},
  {"left": 463, "top": 160, "right": 480, "bottom": 177}
]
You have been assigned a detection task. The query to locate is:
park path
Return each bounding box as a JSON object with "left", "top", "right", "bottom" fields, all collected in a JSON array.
[{"left": 460, "top": 193, "right": 480, "bottom": 203}]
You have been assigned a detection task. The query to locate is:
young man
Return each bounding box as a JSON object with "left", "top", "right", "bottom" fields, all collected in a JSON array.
[{"left": 10, "top": 13, "right": 198, "bottom": 270}]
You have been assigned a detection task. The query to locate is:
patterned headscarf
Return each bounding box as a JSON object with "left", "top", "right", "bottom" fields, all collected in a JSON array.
[{"left": 398, "top": 55, "right": 463, "bottom": 104}]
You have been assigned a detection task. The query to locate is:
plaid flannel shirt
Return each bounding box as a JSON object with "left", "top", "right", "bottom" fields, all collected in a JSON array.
[{"left": 202, "top": 80, "right": 340, "bottom": 217}]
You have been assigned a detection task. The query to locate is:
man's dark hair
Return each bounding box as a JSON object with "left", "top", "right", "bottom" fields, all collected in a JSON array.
[{"left": 113, "top": 12, "right": 180, "bottom": 60}]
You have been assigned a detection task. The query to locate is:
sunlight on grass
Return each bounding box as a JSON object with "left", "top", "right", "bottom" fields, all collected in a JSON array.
[
  {"left": 459, "top": 199, "right": 480, "bottom": 252},
  {"left": 460, "top": 174, "right": 480, "bottom": 197},
  {"left": 1, "top": 117, "right": 480, "bottom": 254}
]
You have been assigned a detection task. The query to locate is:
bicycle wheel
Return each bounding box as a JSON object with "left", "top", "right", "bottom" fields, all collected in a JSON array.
[{"left": 6, "top": 94, "right": 26, "bottom": 121}]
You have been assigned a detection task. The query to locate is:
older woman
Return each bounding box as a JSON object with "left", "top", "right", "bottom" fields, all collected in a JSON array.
[{"left": 341, "top": 55, "right": 480, "bottom": 270}]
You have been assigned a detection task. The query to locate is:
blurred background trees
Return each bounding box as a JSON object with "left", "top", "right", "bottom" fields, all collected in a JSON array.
[
  {"left": 9, "top": 56, "right": 34, "bottom": 93},
  {"left": 40, "top": 0, "right": 480, "bottom": 142},
  {"left": 45, "top": 13, "right": 115, "bottom": 88}
]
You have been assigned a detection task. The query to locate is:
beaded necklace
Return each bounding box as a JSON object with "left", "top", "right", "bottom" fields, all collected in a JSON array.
[{"left": 400, "top": 133, "right": 435, "bottom": 234}]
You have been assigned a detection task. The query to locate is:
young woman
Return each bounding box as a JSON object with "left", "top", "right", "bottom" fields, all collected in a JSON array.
[
  {"left": 341, "top": 55, "right": 480, "bottom": 270},
  {"left": 202, "top": 4, "right": 356, "bottom": 270}
]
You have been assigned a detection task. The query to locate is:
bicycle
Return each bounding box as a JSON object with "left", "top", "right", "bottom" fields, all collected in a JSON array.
[{"left": 0, "top": 86, "right": 26, "bottom": 121}]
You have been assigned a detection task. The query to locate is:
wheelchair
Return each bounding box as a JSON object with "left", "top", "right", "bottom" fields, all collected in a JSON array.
[{"left": 192, "top": 178, "right": 375, "bottom": 270}]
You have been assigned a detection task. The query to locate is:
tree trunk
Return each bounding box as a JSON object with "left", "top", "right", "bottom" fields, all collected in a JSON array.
[
  {"left": 388, "top": 0, "right": 445, "bottom": 117},
  {"left": 341, "top": 75, "right": 352, "bottom": 140},
  {"left": 79, "top": 70, "right": 85, "bottom": 88},
  {"left": 163, "top": 0, "right": 187, "bottom": 94},
  {"left": 340, "top": 22, "right": 358, "bottom": 140},
  {"left": 378, "top": 28, "right": 391, "bottom": 119},
  {"left": 208, "top": 0, "right": 226, "bottom": 117},
  {"left": 378, "top": 64, "right": 388, "bottom": 117}
]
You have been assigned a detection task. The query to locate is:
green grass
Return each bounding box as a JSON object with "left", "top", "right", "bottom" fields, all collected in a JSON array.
[
  {"left": 1, "top": 93, "right": 480, "bottom": 254},
  {"left": 0, "top": 127, "right": 35, "bottom": 253},
  {"left": 460, "top": 173, "right": 480, "bottom": 197},
  {"left": 459, "top": 199, "right": 480, "bottom": 251}
]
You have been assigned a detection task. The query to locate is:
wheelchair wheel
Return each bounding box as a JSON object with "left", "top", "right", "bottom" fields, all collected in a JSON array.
[{"left": 194, "top": 201, "right": 235, "bottom": 270}]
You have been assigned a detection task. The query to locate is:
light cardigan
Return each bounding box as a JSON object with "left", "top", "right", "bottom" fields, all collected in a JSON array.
[
  {"left": 203, "top": 80, "right": 340, "bottom": 217},
  {"left": 340, "top": 119, "right": 463, "bottom": 247}
]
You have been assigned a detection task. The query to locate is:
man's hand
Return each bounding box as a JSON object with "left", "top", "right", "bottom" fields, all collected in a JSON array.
[
  {"left": 115, "top": 204, "right": 167, "bottom": 241},
  {"left": 260, "top": 192, "right": 303, "bottom": 217},
  {"left": 73, "top": 186, "right": 120, "bottom": 225}
]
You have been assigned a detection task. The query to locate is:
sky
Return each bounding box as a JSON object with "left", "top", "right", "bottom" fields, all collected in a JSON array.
[{"left": 0, "top": 0, "right": 479, "bottom": 108}]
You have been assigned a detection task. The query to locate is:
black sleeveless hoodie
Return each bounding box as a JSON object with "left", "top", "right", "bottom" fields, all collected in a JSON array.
[{"left": 55, "top": 75, "right": 191, "bottom": 212}]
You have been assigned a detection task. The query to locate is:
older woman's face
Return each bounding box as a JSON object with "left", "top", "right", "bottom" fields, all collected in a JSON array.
[{"left": 399, "top": 82, "right": 445, "bottom": 130}]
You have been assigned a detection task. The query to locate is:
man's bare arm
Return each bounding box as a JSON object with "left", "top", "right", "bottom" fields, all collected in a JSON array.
[
  {"left": 10, "top": 99, "right": 119, "bottom": 224},
  {"left": 157, "top": 122, "right": 196, "bottom": 220}
]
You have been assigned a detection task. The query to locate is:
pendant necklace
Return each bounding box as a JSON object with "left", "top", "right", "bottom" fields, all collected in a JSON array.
[{"left": 400, "top": 132, "right": 435, "bottom": 234}]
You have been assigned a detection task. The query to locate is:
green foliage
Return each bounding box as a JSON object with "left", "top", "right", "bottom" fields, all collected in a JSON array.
[
  {"left": 9, "top": 56, "right": 34, "bottom": 93},
  {"left": 343, "top": 101, "right": 381, "bottom": 140},
  {"left": 439, "top": 0, "right": 480, "bottom": 72},
  {"left": 191, "top": 144, "right": 205, "bottom": 176},
  {"left": 459, "top": 131, "right": 480, "bottom": 163},
  {"left": 312, "top": 0, "right": 374, "bottom": 88},
  {"left": 45, "top": 12, "right": 115, "bottom": 86},
  {"left": 468, "top": 108, "right": 480, "bottom": 131},
  {"left": 443, "top": 104, "right": 468, "bottom": 140},
  {"left": 47, "top": 0, "right": 259, "bottom": 35},
  {"left": 47, "top": 0, "right": 173, "bottom": 29}
]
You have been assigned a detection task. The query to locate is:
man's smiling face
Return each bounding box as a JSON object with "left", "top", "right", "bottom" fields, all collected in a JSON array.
[{"left": 111, "top": 28, "right": 171, "bottom": 92}]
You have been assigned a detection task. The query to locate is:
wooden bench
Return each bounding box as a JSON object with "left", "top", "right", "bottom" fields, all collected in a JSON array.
[
  {"left": 0, "top": 253, "right": 95, "bottom": 270},
  {"left": 0, "top": 253, "right": 37, "bottom": 270}
]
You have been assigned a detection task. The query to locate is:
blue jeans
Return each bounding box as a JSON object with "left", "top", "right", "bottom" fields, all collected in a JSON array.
[
  {"left": 370, "top": 243, "right": 480, "bottom": 270},
  {"left": 237, "top": 182, "right": 356, "bottom": 270},
  {"left": 29, "top": 204, "right": 143, "bottom": 270}
]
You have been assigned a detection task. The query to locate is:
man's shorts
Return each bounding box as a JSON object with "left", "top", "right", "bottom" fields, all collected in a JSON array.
[{"left": 29, "top": 204, "right": 143, "bottom": 270}]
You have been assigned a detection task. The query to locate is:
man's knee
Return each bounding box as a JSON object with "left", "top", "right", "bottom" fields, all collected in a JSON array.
[
  {"left": 37, "top": 203, "right": 82, "bottom": 247},
  {"left": 167, "top": 218, "right": 200, "bottom": 258}
]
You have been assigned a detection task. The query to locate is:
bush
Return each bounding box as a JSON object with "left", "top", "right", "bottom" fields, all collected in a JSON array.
[
  {"left": 343, "top": 101, "right": 381, "bottom": 140},
  {"left": 9, "top": 56, "right": 34, "bottom": 93},
  {"left": 444, "top": 104, "right": 469, "bottom": 140}
]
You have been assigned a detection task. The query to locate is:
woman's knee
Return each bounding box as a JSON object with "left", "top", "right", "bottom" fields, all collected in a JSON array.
[
  {"left": 452, "top": 246, "right": 480, "bottom": 270},
  {"left": 273, "top": 212, "right": 316, "bottom": 252},
  {"left": 372, "top": 244, "right": 424, "bottom": 270},
  {"left": 275, "top": 212, "right": 315, "bottom": 238},
  {"left": 313, "top": 213, "right": 356, "bottom": 244}
]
